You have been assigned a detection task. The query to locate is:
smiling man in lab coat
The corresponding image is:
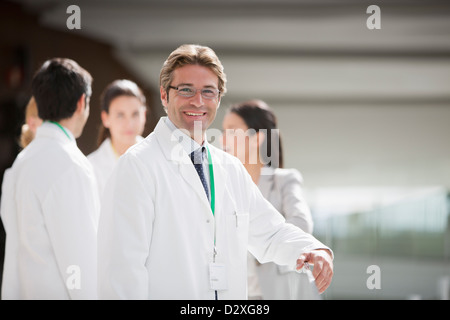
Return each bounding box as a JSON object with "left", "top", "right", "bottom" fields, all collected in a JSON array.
[
  {"left": 97, "top": 44, "right": 333, "bottom": 300},
  {"left": 0, "top": 58, "right": 99, "bottom": 299}
]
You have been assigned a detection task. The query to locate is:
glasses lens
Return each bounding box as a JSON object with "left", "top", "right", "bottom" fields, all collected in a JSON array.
[
  {"left": 177, "top": 86, "right": 195, "bottom": 97},
  {"left": 175, "top": 86, "right": 219, "bottom": 99},
  {"left": 201, "top": 88, "right": 219, "bottom": 99}
]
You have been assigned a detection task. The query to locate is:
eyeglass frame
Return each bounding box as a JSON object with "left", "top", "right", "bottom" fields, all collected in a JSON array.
[{"left": 167, "top": 85, "right": 221, "bottom": 100}]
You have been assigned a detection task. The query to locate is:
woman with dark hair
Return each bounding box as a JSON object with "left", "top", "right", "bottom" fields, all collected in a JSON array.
[
  {"left": 222, "top": 99, "right": 317, "bottom": 300},
  {"left": 88, "top": 79, "right": 147, "bottom": 195}
]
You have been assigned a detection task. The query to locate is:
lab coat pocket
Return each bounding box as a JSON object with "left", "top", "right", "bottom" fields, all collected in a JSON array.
[
  {"left": 235, "top": 212, "right": 249, "bottom": 229},
  {"left": 225, "top": 212, "right": 249, "bottom": 253}
]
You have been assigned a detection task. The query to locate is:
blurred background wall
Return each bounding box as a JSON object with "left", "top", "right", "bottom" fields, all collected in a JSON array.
[{"left": 1, "top": 0, "right": 449, "bottom": 299}]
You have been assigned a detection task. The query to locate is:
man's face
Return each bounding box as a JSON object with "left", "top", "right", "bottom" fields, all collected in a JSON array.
[{"left": 160, "top": 64, "right": 221, "bottom": 140}]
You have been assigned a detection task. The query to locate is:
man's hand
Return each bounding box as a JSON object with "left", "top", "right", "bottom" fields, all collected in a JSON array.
[{"left": 296, "top": 249, "right": 334, "bottom": 294}]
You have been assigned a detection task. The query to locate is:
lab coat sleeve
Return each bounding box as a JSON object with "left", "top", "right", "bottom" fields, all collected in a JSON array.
[
  {"left": 41, "top": 165, "right": 99, "bottom": 300},
  {"left": 0, "top": 168, "right": 13, "bottom": 229},
  {"left": 244, "top": 168, "right": 332, "bottom": 269},
  {"left": 97, "top": 153, "right": 154, "bottom": 299},
  {"left": 0, "top": 168, "right": 21, "bottom": 300},
  {"left": 277, "top": 169, "right": 314, "bottom": 234}
]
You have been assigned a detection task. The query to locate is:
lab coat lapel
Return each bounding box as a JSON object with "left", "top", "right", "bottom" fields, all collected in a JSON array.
[
  {"left": 154, "top": 117, "right": 212, "bottom": 214},
  {"left": 178, "top": 160, "right": 212, "bottom": 213}
]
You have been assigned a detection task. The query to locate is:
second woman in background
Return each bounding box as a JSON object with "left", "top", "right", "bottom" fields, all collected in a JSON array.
[
  {"left": 222, "top": 99, "right": 319, "bottom": 300},
  {"left": 88, "top": 79, "right": 147, "bottom": 196}
]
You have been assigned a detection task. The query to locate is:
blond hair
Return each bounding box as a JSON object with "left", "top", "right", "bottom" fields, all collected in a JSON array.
[
  {"left": 159, "top": 44, "right": 227, "bottom": 96},
  {"left": 20, "top": 97, "right": 37, "bottom": 148},
  {"left": 20, "top": 97, "right": 42, "bottom": 148}
]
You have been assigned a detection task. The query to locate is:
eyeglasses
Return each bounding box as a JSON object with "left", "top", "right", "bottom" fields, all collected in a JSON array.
[{"left": 168, "top": 85, "right": 220, "bottom": 100}]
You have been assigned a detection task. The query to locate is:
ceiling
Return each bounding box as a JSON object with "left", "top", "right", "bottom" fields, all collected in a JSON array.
[{"left": 11, "top": 0, "right": 450, "bottom": 105}]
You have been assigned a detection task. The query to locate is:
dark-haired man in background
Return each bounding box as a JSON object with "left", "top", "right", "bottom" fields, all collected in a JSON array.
[{"left": 0, "top": 58, "right": 99, "bottom": 299}]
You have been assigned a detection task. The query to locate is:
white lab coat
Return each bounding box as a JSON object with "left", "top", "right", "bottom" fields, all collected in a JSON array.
[
  {"left": 87, "top": 137, "right": 143, "bottom": 197},
  {"left": 97, "top": 116, "right": 332, "bottom": 300},
  {"left": 0, "top": 122, "right": 100, "bottom": 300}
]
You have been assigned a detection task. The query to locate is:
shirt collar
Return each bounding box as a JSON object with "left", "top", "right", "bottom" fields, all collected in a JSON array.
[
  {"left": 165, "top": 117, "right": 207, "bottom": 156},
  {"left": 38, "top": 121, "right": 76, "bottom": 144}
]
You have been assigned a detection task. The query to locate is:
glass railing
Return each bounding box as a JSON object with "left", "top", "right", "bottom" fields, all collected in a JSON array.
[{"left": 313, "top": 188, "right": 450, "bottom": 299}]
